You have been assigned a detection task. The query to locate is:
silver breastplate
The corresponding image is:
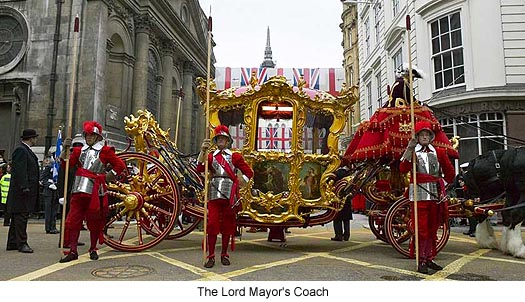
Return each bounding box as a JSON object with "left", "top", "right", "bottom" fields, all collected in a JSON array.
[
  {"left": 72, "top": 146, "right": 106, "bottom": 195},
  {"left": 209, "top": 153, "right": 235, "bottom": 200},
  {"left": 409, "top": 152, "right": 441, "bottom": 201},
  {"left": 416, "top": 152, "right": 440, "bottom": 177}
]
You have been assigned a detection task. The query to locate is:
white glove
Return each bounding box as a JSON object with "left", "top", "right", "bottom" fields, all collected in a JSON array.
[
  {"left": 58, "top": 197, "right": 64, "bottom": 205},
  {"left": 49, "top": 184, "right": 57, "bottom": 190}
]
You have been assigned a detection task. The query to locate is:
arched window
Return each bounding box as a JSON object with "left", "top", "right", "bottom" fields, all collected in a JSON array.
[{"left": 146, "top": 50, "right": 160, "bottom": 117}]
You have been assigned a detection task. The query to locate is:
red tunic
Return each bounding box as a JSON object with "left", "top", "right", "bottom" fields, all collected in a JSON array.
[
  {"left": 197, "top": 149, "right": 253, "bottom": 237},
  {"left": 61, "top": 143, "right": 126, "bottom": 253}
]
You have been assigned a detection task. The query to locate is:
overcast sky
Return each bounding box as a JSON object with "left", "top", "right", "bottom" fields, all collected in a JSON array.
[{"left": 198, "top": 0, "right": 345, "bottom": 68}]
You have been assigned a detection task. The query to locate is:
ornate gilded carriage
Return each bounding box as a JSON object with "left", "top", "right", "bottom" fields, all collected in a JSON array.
[{"left": 196, "top": 75, "right": 357, "bottom": 226}]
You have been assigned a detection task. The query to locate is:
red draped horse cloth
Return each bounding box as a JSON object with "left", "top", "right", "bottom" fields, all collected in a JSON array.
[{"left": 343, "top": 105, "right": 459, "bottom": 163}]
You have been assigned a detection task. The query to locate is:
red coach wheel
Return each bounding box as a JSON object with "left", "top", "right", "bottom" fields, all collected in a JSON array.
[
  {"left": 104, "top": 152, "right": 181, "bottom": 252},
  {"left": 384, "top": 197, "right": 450, "bottom": 258},
  {"left": 165, "top": 197, "right": 203, "bottom": 240},
  {"left": 368, "top": 203, "right": 389, "bottom": 243}
]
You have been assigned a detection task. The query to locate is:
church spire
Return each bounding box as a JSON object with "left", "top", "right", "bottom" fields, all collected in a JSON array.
[{"left": 260, "top": 26, "right": 275, "bottom": 68}]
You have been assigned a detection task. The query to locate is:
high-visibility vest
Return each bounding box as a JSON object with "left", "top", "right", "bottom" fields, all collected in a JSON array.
[{"left": 1, "top": 173, "right": 10, "bottom": 204}]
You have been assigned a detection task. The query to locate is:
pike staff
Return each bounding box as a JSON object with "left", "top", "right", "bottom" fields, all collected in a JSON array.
[
  {"left": 174, "top": 87, "right": 183, "bottom": 146},
  {"left": 203, "top": 11, "right": 212, "bottom": 266},
  {"left": 405, "top": 13, "right": 420, "bottom": 270},
  {"left": 59, "top": 15, "right": 80, "bottom": 256}
]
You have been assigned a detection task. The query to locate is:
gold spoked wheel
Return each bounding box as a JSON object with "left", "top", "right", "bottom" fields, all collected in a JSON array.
[
  {"left": 384, "top": 197, "right": 450, "bottom": 258},
  {"left": 105, "top": 152, "right": 181, "bottom": 252}
]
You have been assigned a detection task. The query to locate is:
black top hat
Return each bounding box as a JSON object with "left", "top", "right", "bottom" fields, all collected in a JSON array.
[{"left": 20, "top": 129, "right": 39, "bottom": 139}]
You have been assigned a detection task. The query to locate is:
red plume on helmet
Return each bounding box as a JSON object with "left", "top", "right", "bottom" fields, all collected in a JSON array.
[
  {"left": 415, "top": 121, "right": 435, "bottom": 141},
  {"left": 212, "top": 125, "right": 232, "bottom": 145},
  {"left": 83, "top": 121, "right": 103, "bottom": 137}
]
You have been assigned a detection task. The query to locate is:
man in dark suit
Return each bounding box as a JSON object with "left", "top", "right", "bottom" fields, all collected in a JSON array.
[
  {"left": 40, "top": 157, "right": 59, "bottom": 234},
  {"left": 6, "top": 129, "right": 40, "bottom": 253}
]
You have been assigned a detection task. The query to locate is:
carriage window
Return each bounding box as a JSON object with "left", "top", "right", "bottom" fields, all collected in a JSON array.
[
  {"left": 303, "top": 109, "right": 334, "bottom": 155},
  {"left": 255, "top": 100, "right": 293, "bottom": 152},
  {"left": 218, "top": 108, "right": 246, "bottom": 150}
]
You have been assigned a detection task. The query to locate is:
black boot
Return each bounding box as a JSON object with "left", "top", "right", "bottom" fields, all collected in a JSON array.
[
  {"left": 417, "top": 262, "right": 428, "bottom": 274},
  {"left": 204, "top": 257, "right": 215, "bottom": 268},
  {"left": 426, "top": 260, "right": 443, "bottom": 271},
  {"left": 59, "top": 252, "right": 78, "bottom": 263}
]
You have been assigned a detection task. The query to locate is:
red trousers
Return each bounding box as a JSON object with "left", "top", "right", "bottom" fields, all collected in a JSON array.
[
  {"left": 409, "top": 201, "right": 441, "bottom": 262},
  {"left": 206, "top": 198, "right": 236, "bottom": 258},
  {"left": 207, "top": 198, "right": 236, "bottom": 236},
  {"left": 65, "top": 193, "right": 105, "bottom": 254}
]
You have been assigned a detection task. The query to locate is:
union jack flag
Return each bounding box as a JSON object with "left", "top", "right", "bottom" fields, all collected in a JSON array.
[
  {"left": 240, "top": 67, "right": 270, "bottom": 86},
  {"left": 292, "top": 68, "right": 320, "bottom": 89},
  {"left": 214, "top": 67, "right": 344, "bottom": 96}
]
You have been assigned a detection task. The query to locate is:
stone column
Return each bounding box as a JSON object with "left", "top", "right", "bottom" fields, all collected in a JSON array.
[
  {"left": 131, "top": 14, "right": 151, "bottom": 114},
  {"left": 181, "top": 61, "right": 194, "bottom": 154},
  {"left": 160, "top": 40, "right": 175, "bottom": 134},
  {"left": 77, "top": 0, "right": 109, "bottom": 124}
]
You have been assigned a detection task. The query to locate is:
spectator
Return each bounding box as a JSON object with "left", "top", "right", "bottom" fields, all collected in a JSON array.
[
  {"left": 41, "top": 158, "right": 59, "bottom": 234},
  {"left": 1, "top": 162, "right": 11, "bottom": 226},
  {"left": 6, "top": 129, "right": 40, "bottom": 253}
]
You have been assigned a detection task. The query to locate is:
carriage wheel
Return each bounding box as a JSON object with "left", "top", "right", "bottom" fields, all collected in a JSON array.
[
  {"left": 104, "top": 152, "right": 181, "bottom": 252},
  {"left": 368, "top": 203, "right": 389, "bottom": 243},
  {"left": 384, "top": 197, "right": 450, "bottom": 258},
  {"left": 165, "top": 196, "right": 203, "bottom": 240}
]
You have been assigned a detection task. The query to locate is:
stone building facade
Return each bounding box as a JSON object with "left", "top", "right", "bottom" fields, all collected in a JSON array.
[
  {"left": 340, "top": 1, "right": 359, "bottom": 144},
  {"left": 346, "top": 0, "right": 525, "bottom": 165},
  {"left": 0, "top": 0, "right": 211, "bottom": 159}
]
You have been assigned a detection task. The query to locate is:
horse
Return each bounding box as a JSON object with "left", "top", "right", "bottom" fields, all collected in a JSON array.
[{"left": 463, "top": 148, "right": 525, "bottom": 258}]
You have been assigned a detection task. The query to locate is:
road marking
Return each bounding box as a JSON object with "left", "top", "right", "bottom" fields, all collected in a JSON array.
[
  {"left": 425, "top": 248, "right": 492, "bottom": 281},
  {"left": 322, "top": 253, "right": 425, "bottom": 278},
  {"left": 217, "top": 254, "right": 319, "bottom": 280},
  {"left": 150, "top": 252, "right": 230, "bottom": 281},
  {"left": 9, "top": 250, "right": 105, "bottom": 281}
]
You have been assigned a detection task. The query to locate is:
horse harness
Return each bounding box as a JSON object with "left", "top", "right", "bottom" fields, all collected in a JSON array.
[{"left": 480, "top": 150, "right": 503, "bottom": 186}]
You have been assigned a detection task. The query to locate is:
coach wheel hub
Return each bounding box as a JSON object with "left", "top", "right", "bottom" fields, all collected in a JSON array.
[{"left": 124, "top": 192, "right": 144, "bottom": 211}]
